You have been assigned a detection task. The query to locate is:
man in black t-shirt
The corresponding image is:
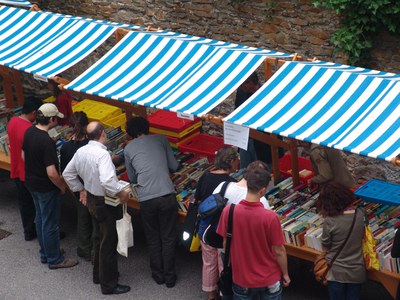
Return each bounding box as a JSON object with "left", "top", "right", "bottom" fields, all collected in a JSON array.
[{"left": 23, "top": 103, "right": 78, "bottom": 270}]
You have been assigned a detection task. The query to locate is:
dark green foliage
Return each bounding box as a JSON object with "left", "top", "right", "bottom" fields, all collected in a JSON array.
[{"left": 313, "top": 0, "right": 400, "bottom": 66}]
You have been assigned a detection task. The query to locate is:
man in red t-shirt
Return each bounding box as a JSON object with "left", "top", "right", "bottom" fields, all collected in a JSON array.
[
  {"left": 217, "top": 164, "right": 290, "bottom": 299},
  {"left": 7, "top": 97, "right": 42, "bottom": 241}
]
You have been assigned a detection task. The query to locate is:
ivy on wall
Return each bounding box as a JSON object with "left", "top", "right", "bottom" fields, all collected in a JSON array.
[{"left": 313, "top": 0, "right": 400, "bottom": 66}]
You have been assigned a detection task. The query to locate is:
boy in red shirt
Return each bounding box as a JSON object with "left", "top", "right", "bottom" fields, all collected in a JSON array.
[
  {"left": 217, "top": 163, "right": 290, "bottom": 299},
  {"left": 8, "top": 97, "right": 42, "bottom": 241}
]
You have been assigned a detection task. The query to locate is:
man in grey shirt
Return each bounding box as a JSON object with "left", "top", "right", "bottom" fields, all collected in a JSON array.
[{"left": 124, "top": 116, "right": 179, "bottom": 288}]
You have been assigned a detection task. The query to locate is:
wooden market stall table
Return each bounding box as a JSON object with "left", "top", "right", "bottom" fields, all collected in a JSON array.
[
  {"left": 0, "top": 151, "right": 10, "bottom": 171},
  {"left": 285, "top": 244, "right": 400, "bottom": 299}
]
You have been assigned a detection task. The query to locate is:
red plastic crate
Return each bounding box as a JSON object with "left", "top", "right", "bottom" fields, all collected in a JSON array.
[
  {"left": 148, "top": 110, "right": 201, "bottom": 133},
  {"left": 279, "top": 154, "right": 314, "bottom": 184},
  {"left": 178, "top": 134, "right": 226, "bottom": 160}
]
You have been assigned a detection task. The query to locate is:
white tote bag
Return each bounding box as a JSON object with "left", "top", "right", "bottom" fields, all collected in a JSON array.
[{"left": 116, "top": 204, "right": 134, "bottom": 257}]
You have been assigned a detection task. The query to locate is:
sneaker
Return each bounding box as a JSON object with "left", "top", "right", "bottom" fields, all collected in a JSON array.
[{"left": 48, "top": 258, "right": 79, "bottom": 270}]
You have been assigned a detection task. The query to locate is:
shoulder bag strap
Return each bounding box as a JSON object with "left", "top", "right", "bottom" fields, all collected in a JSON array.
[
  {"left": 223, "top": 204, "right": 235, "bottom": 270},
  {"left": 219, "top": 181, "right": 231, "bottom": 198},
  {"left": 330, "top": 208, "right": 358, "bottom": 266}
]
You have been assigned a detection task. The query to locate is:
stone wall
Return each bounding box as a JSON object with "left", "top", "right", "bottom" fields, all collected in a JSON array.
[
  {"left": 37, "top": 0, "right": 400, "bottom": 73},
  {"left": 31, "top": 0, "right": 399, "bottom": 181}
]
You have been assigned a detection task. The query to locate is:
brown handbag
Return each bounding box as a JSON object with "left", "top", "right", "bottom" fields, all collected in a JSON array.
[{"left": 313, "top": 209, "right": 358, "bottom": 285}]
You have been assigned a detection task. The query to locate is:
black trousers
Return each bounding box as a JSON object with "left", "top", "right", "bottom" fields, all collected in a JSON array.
[
  {"left": 140, "top": 194, "right": 178, "bottom": 284},
  {"left": 14, "top": 179, "right": 36, "bottom": 239},
  {"left": 73, "top": 192, "right": 94, "bottom": 258},
  {"left": 86, "top": 193, "right": 120, "bottom": 293}
]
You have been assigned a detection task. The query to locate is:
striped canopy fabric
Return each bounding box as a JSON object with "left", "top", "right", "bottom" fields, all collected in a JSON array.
[
  {"left": 224, "top": 61, "right": 400, "bottom": 161},
  {"left": 0, "top": 6, "right": 116, "bottom": 77},
  {"left": 148, "top": 30, "right": 293, "bottom": 57},
  {"left": 66, "top": 31, "right": 288, "bottom": 116},
  {"left": 300, "top": 60, "right": 400, "bottom": 81},
  {"left": 0, "top": 0, "right": 31, "bottom": 7}
]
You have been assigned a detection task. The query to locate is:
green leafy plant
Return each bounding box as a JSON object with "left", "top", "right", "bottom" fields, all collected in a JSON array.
[{"left": 313, "top": 0, "right": 400, "bottom": 66}]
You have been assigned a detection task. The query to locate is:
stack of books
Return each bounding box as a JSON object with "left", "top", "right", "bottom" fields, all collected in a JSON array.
[{"left": 105, "top": 180, "right": 135, "bottom": 206}]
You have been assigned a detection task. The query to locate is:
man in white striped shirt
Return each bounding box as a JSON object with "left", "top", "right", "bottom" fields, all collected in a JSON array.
[{"left": 63, "top": 121, "right": 130, "bottom": 295}]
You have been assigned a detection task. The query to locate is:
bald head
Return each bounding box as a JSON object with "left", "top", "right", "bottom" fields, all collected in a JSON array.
[{"left": 87, "top": 121, "right": 104, "bottom": 141}]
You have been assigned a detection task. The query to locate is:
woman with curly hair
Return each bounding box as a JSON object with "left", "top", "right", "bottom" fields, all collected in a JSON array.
[
  {"left": 194, "top": 146, "right": 240, "bottom": 300},
  {"left": 317, "top": 181, "right": 366, "bottom": 300}
]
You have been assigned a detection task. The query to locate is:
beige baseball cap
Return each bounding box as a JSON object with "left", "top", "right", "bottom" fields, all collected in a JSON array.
[{"left": 38, "top": 103, "right": 64, "bottom": 118}]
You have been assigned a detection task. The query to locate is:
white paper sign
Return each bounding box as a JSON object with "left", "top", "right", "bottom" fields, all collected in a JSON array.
[
  {"left": 33, "top": 74, "right": 48, "bottom": 82},
  {"left": 177, "top": 112, "right": 194, "bottom": 121},
  {"left": 223, "top": 122, "right": 249, "bottom": 150}
]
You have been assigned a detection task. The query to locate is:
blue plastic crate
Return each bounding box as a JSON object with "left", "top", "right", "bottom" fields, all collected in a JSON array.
[{"left": 354, "top": 179, "right": 400, "bottom": 206}]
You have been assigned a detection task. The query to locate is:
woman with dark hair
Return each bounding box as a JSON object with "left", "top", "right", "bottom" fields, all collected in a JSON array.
[
  {"left": 194, "top": 146, "right": 239, "bottom": 300},
  {"left": 48, "top": 76, "right": 73, "bottom": 126},
  {"left": 317, "top": 181, "right": 366, "bottom": 300},
  {"left": 60, "top": 111, "right": 92, "bottom": 261}
]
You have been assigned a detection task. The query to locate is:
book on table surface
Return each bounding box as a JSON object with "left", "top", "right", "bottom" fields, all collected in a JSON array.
[
  {"left": 291, "top": 210, "right": 309, "bottom": 221},
  {"left": 177, "top": 200, "right": 188, "bottom": 213},
  {"left": 301, "top": 198, "right": 316, "bottom": 210},
  {"left": 388, "top": 208, "right": 400, "bottom": 219},
  {"left": 280, "top": 192, "right": 299, "bottom": 204},
  {"left": 281, "top": 218, "right": 296, "bottom": 227},
  {"left": 313, "top": 229, "right": 324, "bottom": 252},
  {"left": 289, "top": 226, "right": 307, "bottom": 247},
  {"left": 295, "top": 228, "right": 308, "bottom": 247},
  {"left": 297, "top": 211, "right": 317, "bottom": 222},
  {"left": 304, "top": 226, "right": 321, "bottom": 249},
  {"left": 377, "top": 229, "right": 395, "bottom": 244},
  {"left": 288, "top": 208, "right": 307, "bottom": 219},
  {"left": 306, "top": 214, "right": 322, "bottom": 226},
  {"left": 275, "top": 203, "right": 294, "bottom": 215}
]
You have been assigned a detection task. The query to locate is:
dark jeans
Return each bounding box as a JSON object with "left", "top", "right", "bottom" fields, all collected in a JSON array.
[
  {"left": 74, "top": 192, "right": 93, "bottom": 258},
  {"left": 140, "top": 194, "right": 178, "bottom": 284},
  {"left": 328, "top": 281, "right": 362, "bottom": 300},
  {"left": 31, "top": 189, "right": 64, "bottom": 266},
  {"left": 232, "top": 282, "right": 282, "bottom": 300},
  {"left": 86, "top": 193, "right": 120, "bottom": 293},
  {"left": 14, "top": 179, "right": 36, "bottom": 239}
]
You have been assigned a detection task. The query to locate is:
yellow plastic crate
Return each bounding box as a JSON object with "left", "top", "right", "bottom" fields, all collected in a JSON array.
[
  {"left": 149, "top": 121, "right": 202, "bottom": 138},
  {"left": 103, "top": 113, "right": 127, "bottom": 131},
  {"left": 43, "top": 96, "right": 55, "bottom": 103},
  {"left": 72, "top": 99, "right": 122, "bottom": 122}
]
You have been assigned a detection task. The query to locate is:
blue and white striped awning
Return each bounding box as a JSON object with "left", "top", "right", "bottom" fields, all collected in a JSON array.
[
  {"left": 0, "top": 0, "right": 31, "bottom": 7},
  {"left": 148, "top": 30, "right": 293, "bottom": 57},
  {"left": 0, "top": 6, "right": 116, "bottom": 77},
  {"left": 300, "top": 60, "right": 400, "bottom": 80},
  {"left": 66, "top": 31, "right": 289, "bottom": 116},
  {"left": 224, "top": 61, "right": 400, "bottom": 161}
]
